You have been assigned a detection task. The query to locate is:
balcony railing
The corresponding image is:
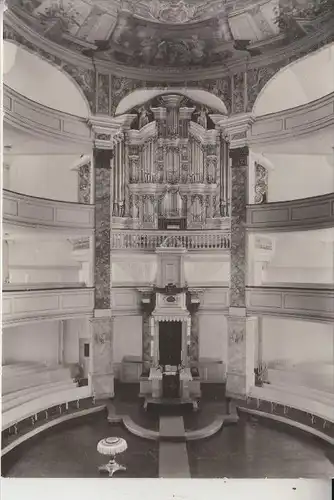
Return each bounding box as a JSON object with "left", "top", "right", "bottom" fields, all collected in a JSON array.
[
  {"left": 2, "top": 288, "right": 94, "bottom": 326},
  {"left": 110, "top": 231, "right": 231, "bottom": 250},
  {"left": 3, "top": 190, "right": 94, "bottom": 231}
]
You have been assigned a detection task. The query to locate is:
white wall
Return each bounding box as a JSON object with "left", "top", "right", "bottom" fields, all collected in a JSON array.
[
  {"left": 262, "top": 317, "right": 334, "bottom": 366},
  {"left": 8, "top": 155, "right": 80, "bottom": 202},
  {"left": 63, "top": 318, "right": 90, "bottom": 365},
  {"left": 263, "top": 231, "right": 334, "bottom": 284},
  {"left": 2, "top": 240, "right": 9, "bottom": 282},
  {"left": 265, "top": 154, "right": 334, "bottom": 201},
  {"left": 198, "top": 313, "right": 228, "bottom": 364},
  {"left": 4, "top": 41, "right": 90, "bottom": 118},
  {"left": 2, "top": 321, "right": 60, "bottom": 365},
  {"left": 113, "top": 315, "right": 143, "bottom": 363},
  {"left": 184, "top": 255, "right": 230, "bottom": 286},
  {"left": 8, "top": 239, "right": 81, "bottom": 284},
  {"left": 111, "top": 255, "right": 157, "bottom": 286}
]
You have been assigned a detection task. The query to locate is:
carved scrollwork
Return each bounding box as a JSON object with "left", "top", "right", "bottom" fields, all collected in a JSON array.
[{"left": 254, "top": 162, "right": 268, "bottom": 204}]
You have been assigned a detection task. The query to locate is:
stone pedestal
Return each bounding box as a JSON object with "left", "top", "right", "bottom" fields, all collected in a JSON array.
[{"left": 90, "top": 314, "right": 114, "bottom": 399}]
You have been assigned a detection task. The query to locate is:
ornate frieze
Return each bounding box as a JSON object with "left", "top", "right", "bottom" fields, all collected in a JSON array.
[
  {"left": 232, "top": 71, "right": 246, "bottom": 114},
  {"left": 97, "top": 73, "right": 110, "bottom": 115},
  {"left": 201, "top": 76, "right": 232, "bottom": 115},
  {"left": 5, "top": 11, "right": 331, "bottom": 122}
]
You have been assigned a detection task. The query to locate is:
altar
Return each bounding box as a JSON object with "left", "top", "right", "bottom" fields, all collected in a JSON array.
[{"left": 148, "top": 365, "right": 193, "bottom": 400}]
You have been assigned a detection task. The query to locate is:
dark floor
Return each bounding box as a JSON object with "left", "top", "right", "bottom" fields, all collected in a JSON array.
[
  {"left": 3, "top": 409, "right": 334, "bottom": 478},
  {"left": 187, "top": 415, "right": 334, "bottom": 478},
  {"left": 2, "top": 414, "right": 159, "bottom": 478}
]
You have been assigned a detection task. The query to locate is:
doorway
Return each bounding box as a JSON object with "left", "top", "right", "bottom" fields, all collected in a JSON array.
[
  {"left": 79, "top": 339, "right": 90, "bottom": 378},
  {"left": 159, "top": 321, "right": 182, "bottom": 366}
]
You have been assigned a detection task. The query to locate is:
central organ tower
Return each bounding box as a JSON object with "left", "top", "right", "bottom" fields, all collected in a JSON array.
[{"left": 111, "top": 94, "right": 230, "bottom": 230}]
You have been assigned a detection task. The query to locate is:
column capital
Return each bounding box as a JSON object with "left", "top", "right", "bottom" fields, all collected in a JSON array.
[
  {"left": 89, "top": 114, "right": 137, "bottom": 150},
  {"left": 215, "top": 113, "right": 255, "bottom": 149}
]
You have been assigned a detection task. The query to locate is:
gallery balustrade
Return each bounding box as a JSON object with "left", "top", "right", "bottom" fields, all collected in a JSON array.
[{"left": 110, "top": 230, "right": 231, "bottom": 250}]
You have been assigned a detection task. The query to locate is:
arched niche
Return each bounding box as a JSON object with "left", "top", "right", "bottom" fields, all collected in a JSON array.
[
  {"left": 253, "top": 42, "right": 334, "bottom": 117},
  {"left": 115, "top": 88, "right": 228, "bottom": 116},
  {"left": 4, "top": 41, "right": 91, "bottom": 118}
]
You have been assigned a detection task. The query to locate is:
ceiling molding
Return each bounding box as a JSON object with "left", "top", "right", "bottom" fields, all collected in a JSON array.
[{"left": 4, "top": 10, "right": 334, "bottom": 81}]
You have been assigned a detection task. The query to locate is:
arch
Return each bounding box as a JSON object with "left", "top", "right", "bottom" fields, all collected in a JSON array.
[
  {"left": 4, "top": 41, "right": 90, "bottom": 118},
  {"left": 115, "top": 88, "right": 228, "bottom": 115},
  {"left": 253, "top": 43, "right": 334, "bottom": 117}
]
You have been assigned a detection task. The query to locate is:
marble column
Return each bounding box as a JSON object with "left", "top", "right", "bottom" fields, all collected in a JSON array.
[
  {"left": 94, "top": 148, "right": 113, "bottom": 309},
  {"left": 91, "top": 147, "right": 114, "bottom": 398},
  {"left": 226, "top": 143, "right": 255, "bottom": 398},
  {"left": 142, "top": 311, "right": 151, "bottom": 372},
  {"left": 140, "top": 292, "right": 155, "bottom": 373},
  {"left": 190, "top": 312, "right": 199, "bottom": 364}
]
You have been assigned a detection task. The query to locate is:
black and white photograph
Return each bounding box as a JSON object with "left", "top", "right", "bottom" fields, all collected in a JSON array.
[{"left": 0, "top": 0, "right": 334, "bottom": 491}]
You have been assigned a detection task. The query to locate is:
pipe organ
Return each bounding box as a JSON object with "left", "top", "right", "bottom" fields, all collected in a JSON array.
[{"left": 111, "top": 95, "right": 230, "bottom": 229}]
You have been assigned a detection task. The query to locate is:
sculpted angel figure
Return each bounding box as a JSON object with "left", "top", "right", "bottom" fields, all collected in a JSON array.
[
  {"left": 195, "top": 106, "right": 208, "bottom": 128},
  {"left": 138, "top": 107, "right": 149, "bottom": 129}
]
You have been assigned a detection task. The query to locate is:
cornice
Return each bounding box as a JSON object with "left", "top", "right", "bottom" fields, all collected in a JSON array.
[
  {"left": 246, "top": 192, "right": 334, "bottom": 232},
  {"left": 4, "top": 10, "right": 334, "bottom": 81},
  {"left": 89, "top": 114, "right": 137, "bottom": 149},
  {"left": 249, "top": 92, "right": 334, "bottom": 147},
  {"left": 217, "top": 113, "right": 255, "bottom": 148}
]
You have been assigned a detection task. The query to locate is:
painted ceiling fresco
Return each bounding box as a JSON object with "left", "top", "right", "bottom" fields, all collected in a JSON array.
[{"left": 8, "top": 0, "right": 324, "bottom": 68}]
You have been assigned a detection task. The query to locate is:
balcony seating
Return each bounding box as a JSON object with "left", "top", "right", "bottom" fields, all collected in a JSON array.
[
  {"left": 250, "top": 384, "right": 334, "bottom": 422},
  {"left": 2, "top": 363, "right": 73, "bottom": 395},
  {"left": 2, "top": 380, "right": 77, "bottom": 412},
  {"left": 267, "top": 362, "right": 334, "bottom": 394},
  {"left": 2, "top": 362, "right": 90, "bottom": 430}
]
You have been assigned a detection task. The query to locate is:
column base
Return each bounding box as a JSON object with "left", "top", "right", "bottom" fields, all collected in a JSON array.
[{"left": 91, "top": 373, "right": 114, "bottom": 399}]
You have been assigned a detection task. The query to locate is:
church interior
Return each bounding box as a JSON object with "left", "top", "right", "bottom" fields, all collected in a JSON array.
[{"left": 1, "top": 0, "right": 334, "bottom": 479}]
